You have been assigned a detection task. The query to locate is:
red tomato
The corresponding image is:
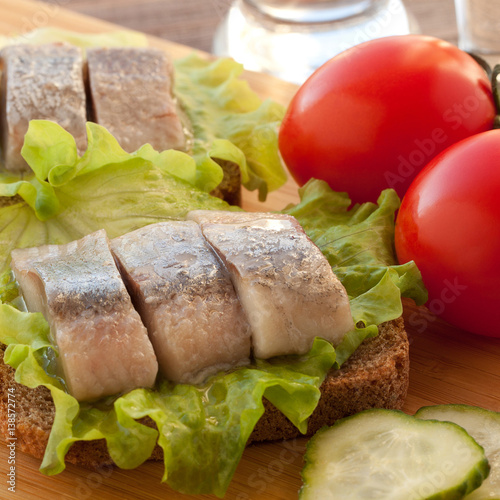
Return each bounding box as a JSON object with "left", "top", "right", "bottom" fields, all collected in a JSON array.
[
  {"left": 279, "top": 35, "right": 496, "bottom": 204},
  {"left": 395, "top": 129, "right": 500, "bottom": 337}
]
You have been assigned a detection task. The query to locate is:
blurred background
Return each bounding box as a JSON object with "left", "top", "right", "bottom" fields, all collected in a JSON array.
[{"left": 40, "top": 0, "right": 458, "bottom": 54}]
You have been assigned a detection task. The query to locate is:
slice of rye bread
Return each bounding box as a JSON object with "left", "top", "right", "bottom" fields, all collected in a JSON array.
[{"left": 0, "top": 317, "right": 408, "bottom": 469}]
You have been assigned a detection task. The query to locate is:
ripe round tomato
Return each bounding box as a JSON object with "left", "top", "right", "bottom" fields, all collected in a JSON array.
[
  {"left": 279, "top": 35, "right": 496, "bottom": 204},
  {"left": 395, "top": 129, "right": 500, "bottom": 337}
]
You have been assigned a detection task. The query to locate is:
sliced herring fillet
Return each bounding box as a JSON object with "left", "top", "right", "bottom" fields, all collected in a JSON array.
[
  {"left": 10, "top": 230, "right": 158, "bottom": 402},
  {"left": 0, "top": 43, "right": 87, "bottom": 172},
  {"left": 110, "top": 221, "right": 251, "bottom": 384},
  {"left": 188, "top": 210, "right": 355, "bottom": 359},
  {"left": 86, "top": 47, "right": 185, "bottom": 153}
]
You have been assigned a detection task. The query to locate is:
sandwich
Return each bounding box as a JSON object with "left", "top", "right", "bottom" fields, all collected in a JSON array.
[
  {"left": 0, "top": 178, "right": 424, "bottom": 496},
  {"left": 0, "top": 37, "right": 287, "bottom": 206},
  {"left": 0, "top": 30, "right": 427, "bottom": 497},
  {"left": 0, "top": 198, "right": 416, "bottom": 496}
]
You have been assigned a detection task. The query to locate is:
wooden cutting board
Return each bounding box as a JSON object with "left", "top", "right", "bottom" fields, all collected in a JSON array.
[{"left": 0, "top": 1, "right": 499, "bottom": 499}]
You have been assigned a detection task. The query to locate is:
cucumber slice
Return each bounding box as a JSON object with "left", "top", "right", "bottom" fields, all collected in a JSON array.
[
  {"left": 416, "top": 405, "right": 500, "bottom": 500},
  {"left": 300, "top": 409, "right": 489, "bottom": 500}
]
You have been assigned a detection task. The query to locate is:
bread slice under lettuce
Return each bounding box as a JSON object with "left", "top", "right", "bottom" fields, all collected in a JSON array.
[{"left": 0, "top": 318, "right": 408, "bottom": 469}]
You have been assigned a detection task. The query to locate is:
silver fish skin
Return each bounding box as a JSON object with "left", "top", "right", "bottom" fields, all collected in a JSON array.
[
  {"left": 0, "top": 43, "right": 87, "bottom": 172},
  {"left": 10, "top": 230, "right": 158, "bottom": 402},
  {"left": 110, "top": 221, "right": 251, "bottom": 385},
  {"left": 187, "top": 210, "right": 290, "bottom": 225},
  {"left": 189, "top": 210, "right": 355, "bottom": 359},
  {"left": 86, "top": 47, "right": 186, "bottom": 153}
]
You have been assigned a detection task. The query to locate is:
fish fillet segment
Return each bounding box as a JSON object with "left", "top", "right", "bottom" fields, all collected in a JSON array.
[
  {"left": 10, "top": 230, "right": 158, "bottom": 402},
  {"left": 0, "top": 43, "right": 87, "bottom": 172},
  {"left": 110, "top": 221, "right": 251, "bottom": 384},
  {"left": 86, "top": 47, "right": 186, "bottom": 153},
  {"left": 189, "top": 210, "right": 355, "bottom": 359}
]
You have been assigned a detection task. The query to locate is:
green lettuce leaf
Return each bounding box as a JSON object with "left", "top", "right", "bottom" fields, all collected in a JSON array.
[
  {"left": 114, "top": 340, "right": 333, "bottom": 497},
  {"left": 174, "top": 54, "right": 287, "bottom": 199},
  {"left": 20, "top": 120, "right": 202, "bottom": 191}
]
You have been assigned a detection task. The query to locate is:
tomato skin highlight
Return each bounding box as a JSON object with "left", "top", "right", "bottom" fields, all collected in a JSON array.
[
  {"left": 395, "top": 129, "right": 500, "bottom": 337},
  {"left": 279, "top": 35, "right": 496, "bottom": 204}
]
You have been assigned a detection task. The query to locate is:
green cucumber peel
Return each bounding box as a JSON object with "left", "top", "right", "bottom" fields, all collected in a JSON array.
[{"left": 300, "top": 408, "right": 490, "bottom": 500}]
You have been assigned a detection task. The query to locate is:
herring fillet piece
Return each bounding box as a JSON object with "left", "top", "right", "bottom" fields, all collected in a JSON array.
[
  {"left": 10, "top": 230, "right": 158, "bottom": 402},
  {"left": 188, "top": 210, "right": 355, "bottom": 359},
  {"left": 0, "top": 43, "right": 87, "bottom": 172},
  {"left": 110, "top": 221, "right": 251, "bottom": 384},
  {"left": 86, "top": 47, "right": 186, "bottom": 153}
]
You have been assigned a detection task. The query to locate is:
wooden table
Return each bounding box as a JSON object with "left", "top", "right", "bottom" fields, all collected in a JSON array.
[
  {"left": 39, "top": 0, "right": 460, "bottom": 54},
  {"left": 1, "top": 1, "right": 500, "bottom": 499}
]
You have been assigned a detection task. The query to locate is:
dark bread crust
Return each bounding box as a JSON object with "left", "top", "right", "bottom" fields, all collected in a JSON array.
[
  {"left": 0, "top": 318, "right": 408, "bottom": 469},
  {"left": 250, "top": 317, "right": 409, "bottom": 442},
  {"left": 209, "top": 159, "right": 242, "bottom": 207}
]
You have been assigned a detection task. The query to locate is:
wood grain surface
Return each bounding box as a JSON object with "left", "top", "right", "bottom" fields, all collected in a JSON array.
[
  {"left": 37, "top": 0, "right": 459, "bottom": 53},
  {"left": 0, "top": 1, "right": 499, "bottom": 499}
]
